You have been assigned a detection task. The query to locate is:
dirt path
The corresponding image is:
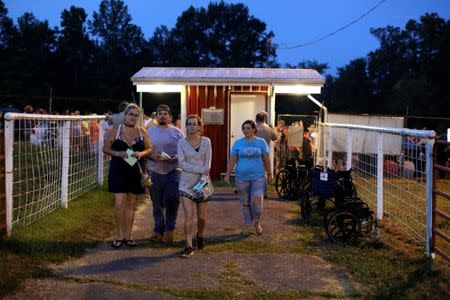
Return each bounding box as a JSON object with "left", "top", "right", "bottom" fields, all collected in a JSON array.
[{"left": 8, "top": 187, "right": 362, "bottom": 299}]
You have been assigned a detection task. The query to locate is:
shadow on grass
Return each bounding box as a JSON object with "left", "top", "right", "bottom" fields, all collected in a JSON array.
[
  {"left": 1, "top": 239, "right": 99, "bottom": 259},
  {"left": 370, "top": 258, "right": 449, "bottom": 299}
]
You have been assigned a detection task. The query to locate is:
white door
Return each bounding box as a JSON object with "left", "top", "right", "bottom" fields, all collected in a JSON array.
[{"left": 230, "top": 94, "right": 266, "bottom": 154}]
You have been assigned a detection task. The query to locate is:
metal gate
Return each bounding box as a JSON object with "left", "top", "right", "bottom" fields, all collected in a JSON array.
[
  {"left": 0, "top": 127, "right": 6, "bottom": 236},
  {"left": 431, "top": 140, "right": 450, "bottom": 262}
]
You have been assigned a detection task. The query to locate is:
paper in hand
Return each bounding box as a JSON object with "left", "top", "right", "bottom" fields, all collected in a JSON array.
[
  {"left": 160, "top": 151, "right": 171, "bottom": 161},
  {"left": 124, "top": 148, "right": 138, "bottom": 166}
]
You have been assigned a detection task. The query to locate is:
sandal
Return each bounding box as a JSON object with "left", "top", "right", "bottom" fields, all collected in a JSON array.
[
  {"left": 255, "top": 224, "right": 263, "bottom": 235},
  {"left": 256, "top": 227, "right": 263, "bottom": 235},
  {"left": 112, "top": 239, "right": 123, "bottom": 248},
  {"left": 125, "top": 239, "right": 138, "bottom": 247}
]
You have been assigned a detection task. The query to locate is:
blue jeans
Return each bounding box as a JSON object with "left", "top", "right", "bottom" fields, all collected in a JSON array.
[
  {"left": 149, "top": 170, "right": 180, "bottom": 235},
  {"left": 235, "top": 176, "right": 265, "bottom": 225}
]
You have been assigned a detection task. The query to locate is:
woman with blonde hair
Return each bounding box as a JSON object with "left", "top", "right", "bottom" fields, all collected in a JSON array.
[
  {"left": 103, "top": 103, "right": 152, "bottom": 247},
  {"left": 177, "top": 115, "right": 212, "bottom": 257}
]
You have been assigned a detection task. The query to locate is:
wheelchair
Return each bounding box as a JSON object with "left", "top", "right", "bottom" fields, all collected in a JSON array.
[
  {"left": 325, "top": 199, "right": 379, "bottom": 244},
  {"left": 299, "top": 166, "right": 355, "bottom": 221},
  {"left": 275, "top": 156, "right": 311, "bottom": 203},
  {"left": 301, "top": 167, "right": 379, "bottom": 244},
  {"left": 319, "top": 168, "right": 378, "bottom": 244}
]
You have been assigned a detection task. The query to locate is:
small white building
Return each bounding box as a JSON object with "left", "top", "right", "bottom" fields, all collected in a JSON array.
[{"left": 131, "top": 67, "right": 325, "bottom": 178}]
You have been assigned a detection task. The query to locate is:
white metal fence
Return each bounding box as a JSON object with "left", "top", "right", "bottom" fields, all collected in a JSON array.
[
  {"left": 317, "top": 122, "right": 435, "bottom": 254},
  {"left": 4, "top": 113, "right": 109, "bottom": 236}
]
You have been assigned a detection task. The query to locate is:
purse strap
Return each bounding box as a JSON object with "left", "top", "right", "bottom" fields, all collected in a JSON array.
[{"left": 137, "top": 159, "right": 145, "bottom": 175}]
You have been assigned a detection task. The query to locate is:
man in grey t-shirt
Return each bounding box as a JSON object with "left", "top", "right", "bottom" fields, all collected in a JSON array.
[
  {"left": 147, "top": 104, "right": 184, "bottom": 242},
  {"left": 255, "top": 112, "right": 277, "bottom": 147},
  {"left": 255, "top": 112, "right": 277, "bottom": 198}
]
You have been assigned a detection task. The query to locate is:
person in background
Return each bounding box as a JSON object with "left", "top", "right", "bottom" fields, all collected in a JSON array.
[
  {"left": 103, "top": 111, "right": 112, "bottom": 140},
  {"left": 255, "top": 112, "right": 277, "bottom": 148},
  {"left": 301, "top": 128, "right": 313, "bottom": 170},
  {"left": 89, "top": 114, "right": 100, "bottom": 155},
  {"left": 224, "top": 120, "right": 272, "bottom": 235},
  {"left": 175, "top": 118, "right": 182, "bottom": 129},
  {"left": 145, "top": 112, "right": 158, "bottom": 129},
  {"left": 255, "top": 111, "right": 277, "bottom": 198},
  {"left": 70, "top": 110, "right": 82, "bottom": 153},
  {"left": 308, "top": 124, "right": 318, "bottom": 154},
  {"left": 276, "top": 120, "right": 289, "bottom": 170},
  {"left": 108, "top": 101, "right": 129, "bottom": 130},
  {"left": 22, "top": 105, "right": 35, "bottom": 141},
  {"left": 81, "top": 113, "right": 90, "bottom": 152},
  {"left": 177, "top": 115, "right": 212, "bottom": 258},
  {"left": 103, "top": 103, "right": 152, "bottom": 248},
  {"left": 147, "top": 104, "right": 184, "bottom": 243}
]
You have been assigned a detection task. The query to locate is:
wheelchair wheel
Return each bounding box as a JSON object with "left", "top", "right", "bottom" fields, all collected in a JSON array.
[
  {"left": 300, "top": 192, "right": 312, "bottom": 220},
  {"left": 323, "top": 209, "right": 334, "bottom": 228},
  {"left": 326, "top": 211, "right": 361, "bottom": 244},
  {"left": 275, "top": 169, "right": 290, "bottom": 199}
]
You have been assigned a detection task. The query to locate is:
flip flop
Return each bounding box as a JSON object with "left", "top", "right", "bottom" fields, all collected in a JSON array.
[
  {"left": 125, "top": 239, "right": 138, "bottom": 247},
  {"left": 256, "top": 226, "right": 263, "bottom": 235},
  {"left": 112, "top": 239, "right": 123, "bottom": 248}
]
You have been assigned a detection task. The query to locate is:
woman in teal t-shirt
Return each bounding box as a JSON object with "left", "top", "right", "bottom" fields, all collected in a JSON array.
[{"left": 224, "top": 120, "right": 273, "bottom": 235}]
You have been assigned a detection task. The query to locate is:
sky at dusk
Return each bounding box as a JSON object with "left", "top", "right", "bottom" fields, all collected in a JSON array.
[{"left": 3, "top": 0, "right": 450, "bottom": 75}]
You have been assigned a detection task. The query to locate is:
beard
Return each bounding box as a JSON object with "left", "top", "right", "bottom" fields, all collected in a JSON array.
[{"left": 158, "top": 119, "right": 168, "bottom": 125}]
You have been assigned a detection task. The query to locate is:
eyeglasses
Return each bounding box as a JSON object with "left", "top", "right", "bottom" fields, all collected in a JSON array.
[
  {"left": 128, "top": 113, "right": 139, "bottom": 117},
  {"left": 187, "top": 123, "right": 199, "bottom": 126},
  {"left": 242, "top": 127, "right": 253, "bottom": 131}
]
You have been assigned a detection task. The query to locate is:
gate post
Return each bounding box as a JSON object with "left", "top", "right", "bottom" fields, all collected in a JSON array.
[
  {"left": 0, "top": 127, "right": 6, "bottom": 236},
  {"left": 98, "top": 120, "right": 104, "bottom": 185},
  {"left": 376, "top": 132, "right": 384, "bottom": 220},
  {"left": 4, "top": 118, "right": 14, "bottom": 236},
  {"left": 327, "top": 126, "right": 333, "bottom": 170},
  {"left": 60, "top": 121, "right": 70, "bottom": 208},
  {"left": 425, "top": 136, "right": 435, "bottom": 256},
  {"left": 346, "top": 129, "right": 353, "bottom": 170}
]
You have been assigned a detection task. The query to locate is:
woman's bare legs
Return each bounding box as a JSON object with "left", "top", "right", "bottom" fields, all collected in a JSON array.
[
  {"left": 114, "top": 193, "right": 127, "bottom": 240},
  {"left": 181, "top": 196, "right": 195, "bottom": 248},
  {"left": 196, "top": 202, "right": 207, "bottom": 238},
  {"left": 124, "top": 193, "right": 137, "bottom": 240}
]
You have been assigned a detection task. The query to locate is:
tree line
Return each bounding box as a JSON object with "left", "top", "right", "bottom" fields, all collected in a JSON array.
[{"left": 0, "top": 0, "right": 449, "bottom": 118}]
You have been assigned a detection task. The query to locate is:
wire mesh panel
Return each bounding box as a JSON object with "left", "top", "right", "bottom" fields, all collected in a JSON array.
[
  {"left": 381, "top": 130, "right": 429, "bottom": 244},
  {"left": 318, "top": 122, "right": 435, "bottom": 246},
  {"left": 4, "top": 113, "right": 106, "bottom": 228},
  {"left": 67, "top": 119, "right": 101, "bottom": 201}
]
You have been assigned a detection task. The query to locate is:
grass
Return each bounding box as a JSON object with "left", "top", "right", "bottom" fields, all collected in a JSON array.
[
  {"left": 1, "top": 180, "right": 449, "bottom": 299},
  {"left": 0, "top": 184, "right": 116, "bottom": 298},
  {"left": 9, "top": 141, "right": 110, "bottom": 227},
  {"left": 291, "top": 209, "right": 450, "bottom": 299}
]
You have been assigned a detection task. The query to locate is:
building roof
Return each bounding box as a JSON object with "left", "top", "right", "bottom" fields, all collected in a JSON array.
[{"left": 131, "top": 67, "right": 324, "bottom": 85}]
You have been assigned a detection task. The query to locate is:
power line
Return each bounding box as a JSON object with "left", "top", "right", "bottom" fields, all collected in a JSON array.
[{"left": 279, "top": 0, "right": 387, "bottom": 50}]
